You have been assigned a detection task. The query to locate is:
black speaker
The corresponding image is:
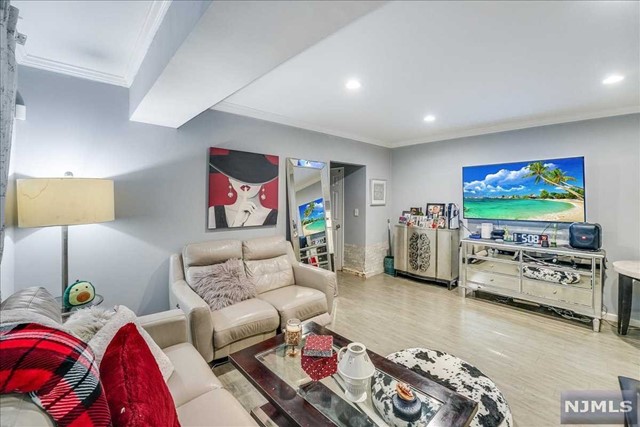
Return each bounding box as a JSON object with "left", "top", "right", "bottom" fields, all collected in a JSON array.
[{"left": 569, "top": 222, "right": 602, "bottom": 250}]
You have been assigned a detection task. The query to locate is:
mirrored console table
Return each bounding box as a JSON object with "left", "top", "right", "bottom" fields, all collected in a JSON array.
[{"left": 460, "top": 238, "right": 605, "bottom": 331}]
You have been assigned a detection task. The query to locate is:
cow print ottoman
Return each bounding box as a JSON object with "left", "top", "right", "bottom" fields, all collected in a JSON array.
[{"left": 387, "top": 348, "right": 512, "bottom": 427}]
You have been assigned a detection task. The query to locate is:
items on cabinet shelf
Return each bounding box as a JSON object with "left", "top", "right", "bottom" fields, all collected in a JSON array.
[
  {"left": 459, "top": 238, "right": 605, "bottom": 332},
  {"left": 397, "top": 203, "right": 459, "bottom": 230}
]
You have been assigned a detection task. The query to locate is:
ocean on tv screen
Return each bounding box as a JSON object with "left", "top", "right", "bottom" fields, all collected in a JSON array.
[
  {"left": 462, "top": 157, "right": 585, "bottom": 223},
  {"left": 299, "top": 198, "right": 326, "bottom": 237}
]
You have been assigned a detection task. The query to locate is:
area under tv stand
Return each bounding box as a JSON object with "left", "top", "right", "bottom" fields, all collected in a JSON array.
[{"left": 459, "top": 238, "right": 605, "bottom": 331}]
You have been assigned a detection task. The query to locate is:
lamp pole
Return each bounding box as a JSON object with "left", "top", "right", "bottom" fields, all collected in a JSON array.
[
  {"left": 61, "top": 171, "right": 73, "bottom": 294},
  {"left": 61, "top": 224, "right": 68, "bottom": 295}
]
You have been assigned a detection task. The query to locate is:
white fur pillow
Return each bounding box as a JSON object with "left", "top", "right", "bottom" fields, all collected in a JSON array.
[
  {"left": 64, "top": 306, "right": 116, "bottom": 342},
  {"left": 85, "top": 306, "right": 174, "bottom": 381},
  {"left": 190, "top": 258, "right": 256, "bottom": 311}
]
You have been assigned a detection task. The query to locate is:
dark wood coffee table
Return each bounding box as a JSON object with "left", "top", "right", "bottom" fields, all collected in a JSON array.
[{"left": 230, "top": 322, "right": 477, "bottom": 427}]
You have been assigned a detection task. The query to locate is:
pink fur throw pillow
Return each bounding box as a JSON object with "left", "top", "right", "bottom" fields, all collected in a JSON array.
[{"left": 189, "top": 258, "right": 257, "bottom": 311}]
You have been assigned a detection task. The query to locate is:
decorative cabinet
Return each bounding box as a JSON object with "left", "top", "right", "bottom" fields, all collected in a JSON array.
[
  {"left": 394, "top": 225, "right": 460, "bottom": 289},
  {"left": 460, "top": 238, "right": 605, "bottom": 331}
]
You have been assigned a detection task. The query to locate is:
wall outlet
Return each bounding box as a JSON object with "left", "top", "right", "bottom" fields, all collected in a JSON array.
[{"left": 354, "top": 208, "right": 359, "bottom": 217}]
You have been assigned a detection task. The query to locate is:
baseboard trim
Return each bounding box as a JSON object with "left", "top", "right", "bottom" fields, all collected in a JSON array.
[
  {"left": 602, "top": 313, "right": 640, "bottom": 328},
  {"left": 342, "top": 267, "right": 366, "bottom": 278}
]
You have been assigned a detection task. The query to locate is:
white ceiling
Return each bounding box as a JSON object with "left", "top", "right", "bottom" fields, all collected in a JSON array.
[
  {"left": 130, "top": 1, "right": 383, "bottom": 128},
  {"left": 215, "top": 1, "right": 640, "bottom": 147},
  {"left": 13, "top": 1, "right": 640, "bottom": 147},
  {"left": 14, "top": 0, "right": 169, "bottom": 87}
]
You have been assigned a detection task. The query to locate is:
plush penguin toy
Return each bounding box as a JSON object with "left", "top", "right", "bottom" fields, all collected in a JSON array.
[{"left": 63, "top": 280, "right": 96, "bottom": 309}]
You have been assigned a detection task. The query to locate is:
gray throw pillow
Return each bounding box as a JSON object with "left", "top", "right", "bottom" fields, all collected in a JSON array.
[
  {"left": 0, "top": 287, "right": 62, "bottom": 324},
  {"left": 190, "top": 258, "right": 256, "bottom": 311}
]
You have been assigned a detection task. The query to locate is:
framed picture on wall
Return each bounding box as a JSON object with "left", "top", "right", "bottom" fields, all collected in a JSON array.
[
  {"left": 370, "top": 179, "right": 387, "bottom": 206},
  {"left": 207, "top": 148, "right": 279, "bottom": 229}
]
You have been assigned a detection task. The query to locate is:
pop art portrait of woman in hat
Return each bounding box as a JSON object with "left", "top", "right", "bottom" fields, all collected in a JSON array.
[{"left": 208, "top": 148, "right": 279, "bottom": 229}]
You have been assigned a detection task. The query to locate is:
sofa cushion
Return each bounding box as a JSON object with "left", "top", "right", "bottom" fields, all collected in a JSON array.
[
  {"left": 176, "top": 389, "right": 257, "bottom": 426},
  {"left": 88, "top": 306, "right": 174, "bottom": 381},
  {"left": 183, "top": 239, "right": 242, "bottom": 267},
  {"left": 100, "top": 323, "right": 180, "bottom": 427},
  {"left": 0, "top": 394, "right": 55, "bottom": 427},
  {"left": 211, "top": 298, "right": 279, "bottom": 349},
  {"left": 258, "top": 286, "right": 328, "bottom": 329},
  {"left": 0, "top": 287, "right": 61, "bottom": 324},
  {"left": 189, "top": 259, "right": 256, "bottom": 310},
  {"left": 245, "top": 255, "right": 295, "bottom": 294},
  {"left": 164, "top": 342, "right": 223, "bottom": 407},
  {"left": 0, "top": 323, "right": 111, "bottom": 427},
  {"left": 242, "top": 235, "right": 289, "bottom": 261}
]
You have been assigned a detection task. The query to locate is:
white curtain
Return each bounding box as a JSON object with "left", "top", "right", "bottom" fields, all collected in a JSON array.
[{"left": 0, "top": 0, "right": 19, "bottom": 264}]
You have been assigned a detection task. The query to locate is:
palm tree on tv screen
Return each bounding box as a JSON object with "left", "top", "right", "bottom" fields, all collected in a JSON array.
[
  {"left": 303, "top": 201, "right": 316, "bottom": 221},
  {"left": 525, "top": 162, "right": 550, "bottom": 185},
  {"left": 525, "top": 162, "right": 584, "bottom": 201}
]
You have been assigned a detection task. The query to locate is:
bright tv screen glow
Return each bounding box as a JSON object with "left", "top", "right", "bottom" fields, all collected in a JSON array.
[
  {"left": 298, "top": 197, "right": 326, "bottom": 237},
  {"left": 462, "top": 156, "right": 586, "bottom": 223}
]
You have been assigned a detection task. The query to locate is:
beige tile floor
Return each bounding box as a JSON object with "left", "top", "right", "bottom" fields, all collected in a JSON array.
[{"left": 214, "top": 272, "right": 640, "bottom": 426}]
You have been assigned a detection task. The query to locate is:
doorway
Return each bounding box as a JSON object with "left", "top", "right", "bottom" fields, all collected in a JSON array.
[{"left": 330, "top": 162, "right": 366, "bottom": 273}]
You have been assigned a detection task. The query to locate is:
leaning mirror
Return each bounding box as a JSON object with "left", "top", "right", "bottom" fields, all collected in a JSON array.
[{"left": 286, "top": 158, "right": 334, "bottom": 271}]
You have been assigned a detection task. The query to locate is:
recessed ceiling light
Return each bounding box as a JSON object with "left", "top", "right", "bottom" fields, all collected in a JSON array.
[
  {"left": 602, "top": 74, "right": 624, "bottom": 85},
  {"left": 423, "top": 115, "right": 436, "bottom": 122},
  {"left": 345, "top": 79, "right": 361, "bottom": 90}
]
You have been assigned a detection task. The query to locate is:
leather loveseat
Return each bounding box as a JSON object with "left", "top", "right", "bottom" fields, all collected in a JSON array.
[
  {"left": 0, "top": 307, "right": 257, "bottom": 426},
  {"left": 170, "top": 235, "right": 336, "bottom": 362}
]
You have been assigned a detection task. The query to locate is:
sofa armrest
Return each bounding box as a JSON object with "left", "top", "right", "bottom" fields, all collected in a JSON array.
[
  {"left": 138, "top": 309, "right": 188, "bottom": 349},
  {"left": 170, "top": 279, "right": 214, "bottom": 363},
  {"left": 292, "top": 263, "right": 336, "bottom": 314}
]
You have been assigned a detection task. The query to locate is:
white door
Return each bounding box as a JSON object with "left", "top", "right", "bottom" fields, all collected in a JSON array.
[{"left": 330, "top": 167, "right": 344, "bottom": 270}]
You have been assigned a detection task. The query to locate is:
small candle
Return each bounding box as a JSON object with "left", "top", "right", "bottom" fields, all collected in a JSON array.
[{"left": 285, "top": 318, "right": 302, "bottom": 350}]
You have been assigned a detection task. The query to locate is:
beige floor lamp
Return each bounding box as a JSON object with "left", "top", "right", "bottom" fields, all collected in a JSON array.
[{"left": 16, "top": 173, "right": 115, "bottom": 295}]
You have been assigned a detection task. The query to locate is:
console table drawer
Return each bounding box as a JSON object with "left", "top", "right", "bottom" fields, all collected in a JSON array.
[
  {"left": 466, "top": 270, "right": 519, "bottom": 292},
  {"left": 522, "top": 279, "right": 592, "bottom": 307}
]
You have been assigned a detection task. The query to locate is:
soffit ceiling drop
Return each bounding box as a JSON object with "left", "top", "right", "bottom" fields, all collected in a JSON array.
[{"left": 130, "top": 1, "right": 384, "bottom": 128}]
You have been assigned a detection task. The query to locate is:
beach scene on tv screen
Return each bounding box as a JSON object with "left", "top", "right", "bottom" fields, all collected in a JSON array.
[
  {"left": 463, "top": 157, "right": 585, "bottom": 222},
  {"left": 299, "top": 198, "right": 326, "bottom": 237}
]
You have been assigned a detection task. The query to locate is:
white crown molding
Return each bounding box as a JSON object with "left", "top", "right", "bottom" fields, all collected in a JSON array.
[
  {"left": 212, "top": 101, "right": 391, "bottom": 148},
  {"left": 16, "top": 52, "right": 129, "bottom": 87},
  {"left": 213, "top": 102, "right": 639, "bottom": 151},
  {"left": 390, "top": 105, "right": 640, "bottom": 148},
  {"left": 16, "top": 1, "right": 171, "bottom": 88}
]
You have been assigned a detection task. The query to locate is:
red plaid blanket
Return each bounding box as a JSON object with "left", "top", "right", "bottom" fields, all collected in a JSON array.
[{"left": 0, "top": 323, "right": 111, "bottom": 427}]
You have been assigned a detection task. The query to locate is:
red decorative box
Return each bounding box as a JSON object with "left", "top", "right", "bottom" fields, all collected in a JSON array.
[
  {"left": 303, "top": 335, "right": 333, "bottom": 358},
  {"left": 301, "top": 352, "right": 337, "bottom": 381}
]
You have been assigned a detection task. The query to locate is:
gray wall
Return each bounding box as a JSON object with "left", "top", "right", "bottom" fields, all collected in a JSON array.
[
  {"left": 343, "top": 165, "right": 366, "bottom": 247},
  {"left": 8, "top": 67, "right": 392, "bottom": 314},
  {"left": 391, "top": 114, "right": 640, "bottom": 319},
  {"left": 296, "top": 180, "right": 323, "bottom": 207}
]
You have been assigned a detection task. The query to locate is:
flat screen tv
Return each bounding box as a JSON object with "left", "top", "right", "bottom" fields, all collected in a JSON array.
[
  {"left": 298, "top": 197, "right": 326, "bottom": 237},
  {"left": 462, "top": 156, "right": 585, "bottom": 223}
]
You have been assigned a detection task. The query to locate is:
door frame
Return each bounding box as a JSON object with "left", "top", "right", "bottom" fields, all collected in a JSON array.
[{"left": 330, "top": 167, "right": 345, "bottom": 271}]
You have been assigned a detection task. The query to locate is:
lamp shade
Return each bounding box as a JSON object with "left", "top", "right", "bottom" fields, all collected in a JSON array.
[{"left": 17, "top": 178, "right": 115, "bottom": 228}]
